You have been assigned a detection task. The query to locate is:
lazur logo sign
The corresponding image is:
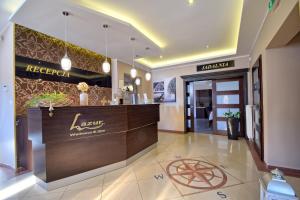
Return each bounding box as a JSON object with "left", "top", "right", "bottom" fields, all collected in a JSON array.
[{"left": 69, "top": 113, "right": 105, "bottom": 137}]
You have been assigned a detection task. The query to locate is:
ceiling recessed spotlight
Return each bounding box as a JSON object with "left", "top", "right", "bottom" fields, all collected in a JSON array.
[
  {"left": 205, "top": 45, "right": 209, "bottom": 49},
  {"left": 160, "top": 55, "right": 163, "bottom": 59},
  {"left": 188, "top": 0, "right": 194, "bottom": 5},
  {"left": 145, "top": 47, "right": 150, "bottom": 50}
]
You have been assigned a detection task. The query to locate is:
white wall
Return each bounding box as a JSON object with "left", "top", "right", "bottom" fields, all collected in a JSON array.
[
  {"left": 249, "top": 0, "right": 300, "bottom": 169},
  {"left": 116, "top": 61, "right": 152, "bottom": 98},
  {"left": 152, "top": 56, "right": 250, "bottom": 132},
  {"left": 111, "top": 59, "right": 118, "bottom": 98},
  {"left": 0, "top": 23, "right": 16, "bottom": 168},
  {"left": 263, "top": 35, "right": 300, "bottom": 169}
]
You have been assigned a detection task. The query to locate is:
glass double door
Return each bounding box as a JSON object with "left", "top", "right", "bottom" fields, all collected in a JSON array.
[
  {"left": 212, "top": 78, "right": 244, "bottom": 136},
  {"left": 185, "top": 78, "right": 245, "bottom": 136}
]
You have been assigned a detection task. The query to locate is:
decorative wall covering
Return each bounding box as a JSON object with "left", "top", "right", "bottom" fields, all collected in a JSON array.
[
  {"left": 16, "top": 77, "right": 111, "bottom": 115},
  {"left": 15, "top": 24, "right": 112, "bottom": 115},
  {"left": 15, "top": 24, "right": 110, "bottom": 74}
]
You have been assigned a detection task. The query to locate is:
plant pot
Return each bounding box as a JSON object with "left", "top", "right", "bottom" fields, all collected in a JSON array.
[
  {"left": 226, "top": 118, "right": 239, "bottom": 140},
  {"left": 80, "top": 92, "right": 88, "bottom": 106}
]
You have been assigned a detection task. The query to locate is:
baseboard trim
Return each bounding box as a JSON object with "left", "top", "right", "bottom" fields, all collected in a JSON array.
[
  {"left": 267, "top": 165, "right": 300, "bottom": 178},
  {"left": 246, "top": 140, "right": 300, "bottom": 178},
  {"left": 158, "top": 129, "right": 186, "bottom": 134}
]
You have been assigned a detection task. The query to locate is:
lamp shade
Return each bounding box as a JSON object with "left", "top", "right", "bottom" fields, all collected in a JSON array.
[
  {"left": 135, "top": 78, "right": 141, "bottom": 86},
  {"left": 102, "top": 60, "right": 111, "bottom": 73},
  {"left": 130, "top": 68, "right": 137, "bottom": 78},
  {"left": 61, "top": 54, "right": 72, "bottom": 71},
  {"left": 145, "top": 72, "right": 151, "bottom": 81}
]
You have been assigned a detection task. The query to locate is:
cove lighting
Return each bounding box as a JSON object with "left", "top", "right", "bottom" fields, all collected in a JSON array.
[
  {"left": 75, "top": 0, "right": 243, "bottom": 69},
  {"left": 137, "top": 48, "right": 236, "bottom": 68},
  {"left": 137, "top": 0, "right": 243, "bottom": 68},
  {"left": 76, "top": 0, "right": 166, "bottom": 48}
]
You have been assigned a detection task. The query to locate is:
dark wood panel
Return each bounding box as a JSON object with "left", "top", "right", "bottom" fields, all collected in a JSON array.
[
  {"left": 215, "top": 90, "right": 240, "bottom": 95},
  {"left": 28, "top": 104, "right": 159, "bottom": 182},
  {"left": 40, "top": 106, "right": 128, "bottom": 143},
  {"left": 16, "top": 115, "right": 30, "bottom": 170},
  {"left": 252, "top": 55, "right": 264, "bottom": 160},
  {"left": 127, "top": 104, "right": 159, "bottom": 129},
  {"left": 212, "top": 78, "right": 245, "bottom": 136},
  {"left": 126, "top": 124, "right": 158, "bottom": 158},
  {"left": 28, "top": 109, "right": 46, "bottom": 182},
  {"left": 46, "top": 132, "right": 126, "bottom": 182}
]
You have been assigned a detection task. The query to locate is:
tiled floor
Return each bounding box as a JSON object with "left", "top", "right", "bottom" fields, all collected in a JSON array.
[{"left": 3, "top": 132, "right": 300, "bottom": 200}]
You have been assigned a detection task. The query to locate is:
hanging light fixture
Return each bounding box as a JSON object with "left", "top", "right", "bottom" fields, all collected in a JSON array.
[
  {"left": 144, "top": 46, "right": 151, "bottom": 81},
  {"left": 135, "top": 78, "right": 141, "bottom": 86},
  {"left": 61, "top": 11, "right": 72, "bottom": 71},
  {"left": 145, "top": 72, "right": 151, "bottom": 81},
  {"left": 102, "top": 24, "right": 110, "bottom": 74},
  {"left": 130, "top": 37, "right": 137, "bottom": 78}
]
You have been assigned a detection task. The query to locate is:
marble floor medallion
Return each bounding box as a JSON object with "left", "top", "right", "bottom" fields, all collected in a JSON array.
[{"left": 166, "top": 159, "right": 227, "bottom": 190}]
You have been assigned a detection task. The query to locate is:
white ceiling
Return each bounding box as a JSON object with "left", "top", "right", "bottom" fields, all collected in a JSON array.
[
  {"left": 4, "top": 0, "right": 267, "bottom": 69},
  {"left": 0, "top": 0, "right": 24, "bottom": 33}
]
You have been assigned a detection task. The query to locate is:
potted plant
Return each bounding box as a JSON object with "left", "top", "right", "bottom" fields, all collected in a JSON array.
[
  {"left": 224, "top": 110, "right": 240, "bottom": 140},
  {"left": 25, "top": 92, "right": 72, "bottom": 108}
]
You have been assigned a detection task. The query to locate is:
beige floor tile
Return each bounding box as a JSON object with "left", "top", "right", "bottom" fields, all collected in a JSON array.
[
  {"left": 101, "top": 181, "right": 142, "bottom": 200},
  {"left": 65, "top": 175, "right": 103, "bottom": 191},
  {"left": 131, "top": 153, "right": 160, "bottom": 168},
  {"left": 3, "top": 188, "right": 32, "bottom": 200},
  {"left": 5, "top": 132, "right": 300, "bottom": 200},
  {"left": 138, "top": 177, "right": 182, "bottom": 200},
  {"left": 23, "top": 184, "right": 66, "bottom": 198},
  {"left": 60, "top": 185, "right": 101, "bottom": 200},
  {"left": 183, "top": 181, "right": 259, "bottom": 200},
  {"left": 202, "top": 153, "right": 260, "bottom": 182},
  {"left": 286, "top": 176, "right": 300, "bottom": 196},
  {"left": 133, "top": 163, "right": 167, "bottom": 181},
  {"left": 183, "top": 189, "right": 234, "bottom": 200},
  {"left": 103, "top": 167, "right": 136, "bottom": 186},
  {"left": 22, "top": 192, "right": 63, "bottom": 200}
]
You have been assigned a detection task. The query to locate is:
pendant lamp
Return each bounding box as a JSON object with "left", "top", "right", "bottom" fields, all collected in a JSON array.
[
  {"left": 130, "top": 37, "right": 137, "bottom": 78},
  {"left": 102, "top": 24, "right": 110, "bottom": 73},
  {"left": 61, "top": 11, "right": 72, "bottom": 71}
]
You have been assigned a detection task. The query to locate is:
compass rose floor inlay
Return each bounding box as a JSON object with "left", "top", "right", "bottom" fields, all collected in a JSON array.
[{"left": 166, "top": 159, "right": 228, "bottom": 190}]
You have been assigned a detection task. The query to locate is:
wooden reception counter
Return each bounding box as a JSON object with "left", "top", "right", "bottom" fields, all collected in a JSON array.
[{"left": 28, "top": 104, "right": 159, "bottom": 189}]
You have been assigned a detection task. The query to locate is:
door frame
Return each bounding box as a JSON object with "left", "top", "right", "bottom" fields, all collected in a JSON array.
[
  {"left": 252, "top": 56, "right": 264, "bottom": 160},
  {"left": 212, "top": 78, "right": 245, "bottom": 136},
  {"left": 182, "top": 68, "right": 249, "bottom": 135}
]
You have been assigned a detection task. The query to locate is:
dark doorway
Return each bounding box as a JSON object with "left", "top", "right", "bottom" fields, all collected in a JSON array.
[
  {"left": 194, "top": 81, "right": 213, "bottom": 133},
  {"left": 182, "top": 69, "right": 248, "bottom": 136},
  {"left": 252, "top": 56, "right": 264, "bottom": 160}
]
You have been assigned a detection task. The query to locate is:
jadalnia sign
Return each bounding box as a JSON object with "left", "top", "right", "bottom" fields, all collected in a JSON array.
[{"left": 197, "top": 60, "right": 234, "bottom": 72}]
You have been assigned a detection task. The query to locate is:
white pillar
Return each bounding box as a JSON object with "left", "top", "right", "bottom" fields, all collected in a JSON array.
[
  {"left": 111, "top": 58, "right": 118, "bottom": 99},
  {"left": 0, "top": 23, "right": 16, "bottom": 169}
]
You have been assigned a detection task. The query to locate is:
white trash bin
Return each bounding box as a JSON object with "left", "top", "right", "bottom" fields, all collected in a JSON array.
[{"left": 259, "top": 169, "right": 298, "bottom": 200}]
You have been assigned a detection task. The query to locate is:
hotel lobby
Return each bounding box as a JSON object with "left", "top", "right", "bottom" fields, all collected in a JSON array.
[{"left": 0, "top": 0, "right": 300, "bottom": 199}]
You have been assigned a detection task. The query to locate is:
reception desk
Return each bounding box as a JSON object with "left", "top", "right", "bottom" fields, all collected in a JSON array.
[{"left": 28, "top": 104, "right": 159, "bottom": 189}]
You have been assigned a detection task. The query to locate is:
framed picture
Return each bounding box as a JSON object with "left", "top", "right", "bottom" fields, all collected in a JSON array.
[{"left": 153, "top": 77, "right": 176, "bottom": 103}]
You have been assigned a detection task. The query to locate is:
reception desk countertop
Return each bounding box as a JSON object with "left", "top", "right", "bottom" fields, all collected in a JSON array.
[{"left": 28, "top": 104, "right": 159, "bottom": 187}]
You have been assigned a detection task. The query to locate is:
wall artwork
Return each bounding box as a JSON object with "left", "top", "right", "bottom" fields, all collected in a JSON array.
[{"left": 153, "top": 77, "right": 176, "bottom": 103}]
